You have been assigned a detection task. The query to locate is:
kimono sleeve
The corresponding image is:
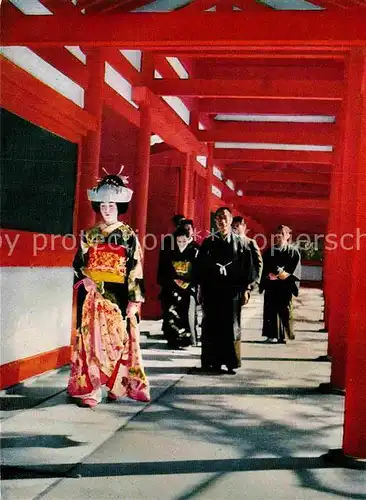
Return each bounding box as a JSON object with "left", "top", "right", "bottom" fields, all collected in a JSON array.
[
  {"left": 258, "top": 248, "right": 270, "bottom": 293},
  {"left": 128, "top": 235, "right": 145, "bottom": 303},
  {"left": 72, "top": 232, "right": 89, "bottom": 282},
  {"left": 192, "top": 238, "right": 210, "bottom": 286},
  {"left": 285, "top": 247, "right": 301, "bottom": 296},
  {"left": 248, "top": 239, "right": 263, "bottom": 289}
]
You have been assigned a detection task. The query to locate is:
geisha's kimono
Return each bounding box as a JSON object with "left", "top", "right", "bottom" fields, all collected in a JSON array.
[
  {"left": 259, "top": 244, "right": 301, "bottom": 342},
  {"left": 157, "top": 240, "right": 200, "bottom": 348},
  {"left": 67, "top": 221, "right": 150, "bottom": 404},
  {"left": 194, "top": 232, "right": 256, "bottom": 371}
]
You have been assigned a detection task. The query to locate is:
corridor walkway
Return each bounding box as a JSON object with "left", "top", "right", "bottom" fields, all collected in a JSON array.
[{"left": 1, "top": 289, "right": 365, "bottom": 500}]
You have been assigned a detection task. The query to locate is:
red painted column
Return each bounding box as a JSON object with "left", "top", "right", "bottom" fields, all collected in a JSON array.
[
  {"left": 179, "top": 152, "right": 193, "bottom": 218},
  {"left": 77, "top": 49, "right": 104, "bottom": 232},
  {"left": 342, "top": 63, "right": 366, "bottom": 458},
  {"left": 322, "top": 154, "right": 342, "bottom": 352},
  {"left": 204, "top": 143, "right": 214, "bottom": 233},
  {"left": 133, "top": 103, "right": 151, "bottom": 246},
  {"left": 326, "top": 50, "right": 364, "bottom": 391}
]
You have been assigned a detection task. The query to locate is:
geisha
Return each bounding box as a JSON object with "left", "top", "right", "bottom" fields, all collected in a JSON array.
[{"left": 67, "top": 170, "right": 150, "bottom": 407}]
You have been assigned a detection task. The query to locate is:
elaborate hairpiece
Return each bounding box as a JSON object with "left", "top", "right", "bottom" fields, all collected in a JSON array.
[{"left": 87, "top": 165, "right": 133, "bottom": 203}]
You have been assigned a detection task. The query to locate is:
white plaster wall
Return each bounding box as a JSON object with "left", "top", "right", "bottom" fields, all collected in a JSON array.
[
  {"left": 302, "top": 265, "right": 323, "bottom": 281},
  {"left": 0, "top": 268, "right": 74, "bottom": 365}
]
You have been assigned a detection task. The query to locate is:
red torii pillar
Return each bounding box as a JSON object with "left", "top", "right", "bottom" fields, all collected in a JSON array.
[
  {"left": 204, "top": 143, "right": 214, "bottom": 234},
  {"left": 322, "top": 133, "right": 344, "bottom": 354},
  {"left": 327, "top": 51, "right": 366, "bottom": 466},
  {"left": 132, "top": 52, "right": 153, "bottom": 246},
  {"left": 321, "top": 50, "right": 364, "bottom": 393},
  {"left": 133, "top": 103, "right": 152, "bottom": 246},
  {"left": 179, "top": 152, "right": 194, "bottom": 219},
  {"left": 77, "top": 49, "right": 104, "bottom": 232},
  {"left": 342, "top": 88, "right": 366, "bottom": 462}
]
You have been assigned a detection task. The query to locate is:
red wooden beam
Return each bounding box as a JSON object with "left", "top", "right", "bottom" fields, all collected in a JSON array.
[
  {"left": 154, "top": 50, "right": 347, "bottom": 60},
  {"left": 234, "top": 182, "right": 330, "bottom": 196},
  {"left": 213, "top": 148, "right": 334, "bottom": 164},
  {"left": 102, "top": 47, "right": 142, "bottom": 85},
  {"left": 150, "top": 78, "right": 343, "bottom": 100},
  {"left": 132, "top": 86, "right": 206, "bottom": 155},
  {"left": 236, "top": 195, "right": 329, "bottom": 210},
  {"left": 2, "top": 11, "right": 366, "bottom": 48},
  {"left": 29, "top": 47, "right": 89, "bottom": 89},
  {"left": 198, "top": 98, "right": 341, "bottom": 116},
  {"left": 227, "top": 170, "right": 330, "bottom": 184},
  {"left": 1, "top": 56, "right": 96, "bottom": 131},
  {"left": 37, "top": 0, "right": 80, "bottom": 17},
  {"left": 104, "top": 85, "right": 140, "bottom": 127},
  {"left": 197, "top": 121, "right": 337, "bottom": 145},
  {"left": 194, "top": 62, "right": 344, "bottom": 81},
  {"left": 225, "top": 162, "right": 332, "bottom": 173}
]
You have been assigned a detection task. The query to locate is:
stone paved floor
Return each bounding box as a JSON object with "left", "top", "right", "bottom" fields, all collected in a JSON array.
[{"left": 1, "top": 289, "right": 365, "bottom": 500}]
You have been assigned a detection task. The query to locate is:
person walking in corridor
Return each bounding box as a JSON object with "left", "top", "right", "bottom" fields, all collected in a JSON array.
[
  {"left": 68, "top": 170, "right": 150, "bottom": 407},
  {"left": 232, "top": 215, "right": 263, "bottom": 295},
  {"left": 158, "top": 225, "right": 200, "bottom": 348},
  {"left": 259, "top": 224, "right": 301, "bottom": 344},
  {"left": 194, "top": 207, "right": 258, "bottom": 374}
]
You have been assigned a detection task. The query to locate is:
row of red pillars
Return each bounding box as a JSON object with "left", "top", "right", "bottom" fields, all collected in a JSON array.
[{"left": 75, "top": 48, "right": 365, "bottom": 462}]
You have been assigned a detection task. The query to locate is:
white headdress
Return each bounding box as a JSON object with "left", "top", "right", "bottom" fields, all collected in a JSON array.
[{"left": 87, "top": 165, "right": 133, "bottom": 203}]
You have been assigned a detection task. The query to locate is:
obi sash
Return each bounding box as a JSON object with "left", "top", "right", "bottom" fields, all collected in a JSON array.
[{"left": 83, "top": 244, "right": 127, "bottom": 283}]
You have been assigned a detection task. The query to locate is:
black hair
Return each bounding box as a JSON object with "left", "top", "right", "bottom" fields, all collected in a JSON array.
[
  {"left": 171, "top": 214, "right": 186, "bottom": 227},
  {"left": 91, "top": 174, "right": 129, "bottom": 215},
  {"left": 182, "top": 218, "right": 194, "bottom": 228},
  {"left": 276, "top": 224, "right": 292, "bottom": 234},
  {"left": 215, "top": 206, "right": 232, "bottom": 217},
  {"left": 91, "top": 202, "right": 128, "bottom": 215},
  {"left": 174, "top": 226, "right": 190, "bottom": 238},
  {"left": 232, "top": 216, "right": 245, "bottom": 225}
]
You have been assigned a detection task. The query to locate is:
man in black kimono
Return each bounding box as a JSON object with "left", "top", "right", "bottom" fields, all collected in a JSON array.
[
  {"left": 259, "top": 225, "right": 301, "bottom": 344},
  {"left": 232, "top": 215, "right": 263, "bottom": 294},
  {"left": 194, "top": 207, "right": 257, "bottom": 374}
]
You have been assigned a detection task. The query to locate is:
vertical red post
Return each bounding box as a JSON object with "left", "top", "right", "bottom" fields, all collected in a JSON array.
[
  {"left": 342, "top": 52, "right": 366, "bottom": 460},
  {"left": 179, "top": 152, "right": 193, "bottom": 218},
  {"left": 133, "top": 103, "right": 151, "bottom": 246},
  {"left": 204, "top": 143, "right": 214, "bottom": 234},
  {"left": 77, "top": 49, "right": 104, "bottom": 232},
  {"left": 326, "top": 50, "right": 364, "bottom": 392},
  {"left": 322, "top": 157, "right": 342, "bottom": 354}
]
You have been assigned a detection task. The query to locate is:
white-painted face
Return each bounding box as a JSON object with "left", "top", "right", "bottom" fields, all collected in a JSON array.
[
  {"left": 100, "top": 202, "right": 118, "bottom": 225},
  {"left": 177, "top": 235, "right": 189, "bottom": 247}
]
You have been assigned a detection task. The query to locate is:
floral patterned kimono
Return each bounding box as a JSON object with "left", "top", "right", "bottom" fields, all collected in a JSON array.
[{"left": 67, "top": 221, "right": 150, "bottom": 404}]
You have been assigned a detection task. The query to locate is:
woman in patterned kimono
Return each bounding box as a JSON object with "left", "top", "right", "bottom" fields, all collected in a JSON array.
[
  {"left": 67, "top": 171, "right": 150, "bottom": 407},
  {"left": 157, "top": 226, "right": 200, "bottom": 349}
]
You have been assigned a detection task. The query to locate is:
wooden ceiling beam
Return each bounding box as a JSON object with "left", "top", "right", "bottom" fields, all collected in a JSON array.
[
  {"left": 226, "top": 170, "right": 330, "bottom": 184},
  {"left": 235, "top": 196, "right": 329, "bottom": 210},
  {"left": 29, "top": 47, "right": 89, "bottom": 89},
  {"left": 197, "top": 121, "right": 337, "bottom": 145},
  {"left": 194, "top": 63, "right": 344, "bottom": 81},
  {"left": 198, "top": 98, "right": 341, "bottom": 116},
  {"left": 153, "top": 50, "right": 347, "bottom": 60},
  {"left": 233, "top": 181, "right": 330, "bottom": 195},
  {"left": 150, "top": 79, "right": 343, "bottom": 99},
  {"left": 3, "top": 11, "right": 365, "bottom": 48},
  {"left": 213, "top": 148, "right": 334, "bottom": 164}
]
